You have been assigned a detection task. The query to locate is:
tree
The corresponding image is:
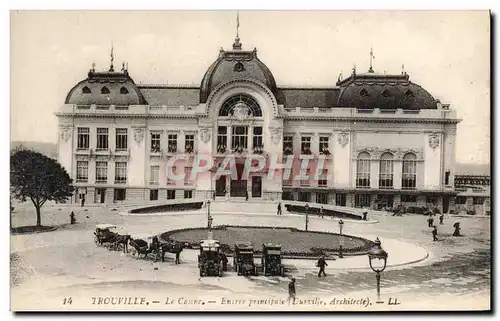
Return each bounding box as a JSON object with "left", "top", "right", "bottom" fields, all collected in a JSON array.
[{"left": 10, "top": 149, "right": 74, "bottom": 226}]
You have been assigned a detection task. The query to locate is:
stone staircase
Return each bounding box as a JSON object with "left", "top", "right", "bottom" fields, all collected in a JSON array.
[{"left": 209, "top": 199, "right": 279, "bottom": 215}]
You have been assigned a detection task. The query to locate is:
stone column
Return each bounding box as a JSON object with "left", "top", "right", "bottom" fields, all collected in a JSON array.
[
  {"left": 227, "top": 125, "right": 232, "bottom": 151},
  {"left": 248, "top": 126, "right": 253, "bottom": 152}
]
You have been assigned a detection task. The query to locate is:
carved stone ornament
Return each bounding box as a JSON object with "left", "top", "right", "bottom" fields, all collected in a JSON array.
[
  {"left": 200, "top": 128, "right": 212, "bottom": 143},
  {"left": 59, "top": 125, "right": 72, "bottom": 142},
  {"left": 337, "top": 131, "right": 349, "bottom": 148},
  {"left": 269, "top": 127, "right": 283, "bottom": 145},
  {"left": 232, "top": 101, "right": 250, "bottom": 121},
  {"left": 133, "top": 127, "right": 145, "bottom": 143},
  {"left": 428, "top": 133, "right": 440, "bottom": 149}
]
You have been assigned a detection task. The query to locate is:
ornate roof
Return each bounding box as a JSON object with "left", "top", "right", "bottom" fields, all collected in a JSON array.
[
  {"left": 335, "top": 70, "right": 437, "bottom": 110},
  {"left": 199, "top": 38, "right": 278, "bottom": 103},
  {"left": 65, "top": 67, "right": 147, "bottom": 106}
]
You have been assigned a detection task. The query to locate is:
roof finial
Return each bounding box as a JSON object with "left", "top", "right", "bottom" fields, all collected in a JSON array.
[
  {"left": 91, "top": 61, "right": 96, "bottom": 72},
  {"left": 401, "top": 64, "right": 406, "bottom": 75},
  {"left": 109, "top": 43, "right": 114, "bottom": 72},
  {"left": 352, "top": 63, "right": 356, "bottom": 76},
  {"left": 368, "top": 47, "right": 375, "bottom": 73},
  {"left": 338, "top": 71, "right": 343, "bottom": 82},
  {"left": 121, "top": 61, "right": 125, "bottom": 72},
  {"left": 232, "top": 11, "right": 242, "bottom": 50}
]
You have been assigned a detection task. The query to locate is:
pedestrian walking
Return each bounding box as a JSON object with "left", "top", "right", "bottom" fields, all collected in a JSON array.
[
  {"left": 287, "top": 278, "right": 296, "bottom": 304},
  {"left": 427, "top": 216, "right": 433, "bottom": 228},
  {"left": 362, "top": 211, "right": 368, "bottom": 221},
  {"left": 245, "top": 190, "right": 249, "bottom": 201},
  {"left": 277, "top": 202, "right": 282, "bottom": 215},
  {"left": 439, "top": 213, "right": 444, "bottom": 225},
  {"left": 175, "top": 250, "right": 181, "bottom": 264},
  {"left": 69, "top": 211, "right": 76, "bottom": 225},
  {"left": 319, "top": 206, "right": 324, "bottom": 218},
  {"left": 81, "top": 195, "right": 85, "bottom": 207},
  {"left": 432, "top": 226, "right": 438, "bottom": 241},
  {"left": 316, "top": 255, "right": 328, "bottom": 277}
]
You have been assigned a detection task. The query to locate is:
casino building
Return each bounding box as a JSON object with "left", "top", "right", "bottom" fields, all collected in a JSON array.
[{"left": 56, "top": 32, "right": 461, "bottom": 213}]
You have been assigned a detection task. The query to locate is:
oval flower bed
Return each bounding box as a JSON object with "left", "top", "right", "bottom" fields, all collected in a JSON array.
[
  {"left": 129, "top": 201, "right": 204, "bottom": 214},
  {"left": 160, "top": 225, "right": 374, "bottom": 258}
]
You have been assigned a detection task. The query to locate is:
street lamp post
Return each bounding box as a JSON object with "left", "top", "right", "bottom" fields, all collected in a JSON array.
[
  {"left": 207, "top": 200, "right": 212, "bottom": 229},
  {"left": 367, "top": 238, "right": 388, "bottom": 303},
  {"left": 305, "top": 209, "right": 309, "bottom": 231}
]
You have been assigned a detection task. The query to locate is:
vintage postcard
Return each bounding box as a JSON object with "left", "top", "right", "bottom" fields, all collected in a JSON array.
[{"left": 10, "top": 10, "right": 491, "bottom": 312}]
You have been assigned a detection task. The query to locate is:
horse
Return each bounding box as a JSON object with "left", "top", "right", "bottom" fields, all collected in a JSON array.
[{"left": 113, "top": 234, "right": 131, "bottom": 253}]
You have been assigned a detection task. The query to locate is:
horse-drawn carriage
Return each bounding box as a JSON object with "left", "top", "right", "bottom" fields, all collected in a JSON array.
[
  {"left": 233, "top": 242, "right": 257, "bottom": 276},
  {"left": 261, "top": 243, "right": 285, "bottom": 276},
  {"left": 198, "top": 239, "right": 223, "bottom": 277},
  {"left": 94, "top": 224, "right": 131, "bottom": 252},
  {"left": 128, "top": 234, "right": 185, "bottom": 262}
]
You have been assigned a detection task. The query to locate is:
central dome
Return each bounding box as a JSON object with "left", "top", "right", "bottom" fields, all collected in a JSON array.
[{"left": 199, "top": 39, "right": 278, "bottom": 103}]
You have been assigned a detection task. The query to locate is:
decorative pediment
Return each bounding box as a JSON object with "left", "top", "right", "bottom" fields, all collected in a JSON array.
[{"left": 354, "top": 147, "right": 423, "bottom": 160}]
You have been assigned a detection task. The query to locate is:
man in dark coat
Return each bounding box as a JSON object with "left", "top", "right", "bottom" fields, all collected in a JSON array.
[
  {"left": 81, "top": 195, "right": 85, "bottom": 207},
  {"left": 363, "top": 211, "right": 368, "bottom": 221},
  {"left": 277, "top": 202, "right": 282, "bottom": 215},
  {"left": 317, "top": 255, "right": 328, "bottom": 277},
  {"left": 432, "top": 226, "right": 438, "bottom": 241},
  {"left": 439, "top": 213, "right": 444, "bottom": 225},
  {"left": 287, "top": 278, "right": 296, "bottom": 304},
  {"left": 319, "top": 206, "right": 324, "bottom": 218},
  {"left": 427, "top": 216, "right": 434, "bottom": 228}
]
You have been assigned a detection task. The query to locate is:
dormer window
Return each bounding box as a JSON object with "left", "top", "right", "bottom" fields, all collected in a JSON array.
[
  {"left": 82, "top": 86, "right": 91, "bottom": 94},
  {"left": 405, "top": 89, "right": 415, "bottom": 98},
  {"left": 101, "top": 86, "right": 110, "bottom": 94},
  {"left": 120, "top": 86, "right": 129, "bottom": 94},
  {"left": 381, "top": 89, "right": 390, "bottom": 97},
  {"left": 360, "top": 88, "right": 369, "bottom": 97}
]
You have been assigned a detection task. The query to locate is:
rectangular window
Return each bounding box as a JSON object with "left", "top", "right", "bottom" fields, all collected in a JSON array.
[
  {"left": 167, "top": 165, "right": 176, "bottom": 185},
  {"left": 401, "top": 195, "right": 417, "bottom": 202},
  {"left": 217, "top": 126, "right": 227, "bottom": 153},
  {"left": 232, "top": 126, "right": 248, "bottom": 150},
  {"left": 76, "top": 161, "right": 88, "bottom": 182},
  {"left": 473, "top": 197, "right": 485, "bottom": 205},
  {"left": 282, "top": 191, "right": 294, "bottom": 201},
  {"left": 456, "top": 196, "right": 467, "bottom": 205},
  {"left": 283, "top": 135, "right": 293, "bottom": 154},
  {"left": 356, "top": 159, "right": 371, "bottom": 188},
  {"left": 300, "top": 168, "right": 310, "bottom": 186},
  {"left": 168, "top": 134, "right": 177, "bottom": 153},
  {"left": 335, "top": 193, "right": 346, "bottom": 207},
  {"left": 115, "top": 128, "right": 128, "bottom": 151},
  {"left": 355, "top": 194, "right": 371, "bottom": 207},
  {"left": 319, "top": 136, "right": 330, "bottom": 155},
  {"left": 253, "top": 126, "right": 263, "bottom": 150},
  {"left": 150, "top": 189, "right": 159, "bottom": 201},
  {"left": 150, "top": 165, "right": 160, "bottom": 185},
  {"left": 298, "top": 191, "right": 310, "bottom": 202},
  {"left": 301, "top": 136, "right": 311, "bottom": 154},
  {"left": 114, "top": 188, "right": 126, "bottom": 201},
  {"left": 379, "top": 160, "right": 394, "bottom": 189},
  {"left": 151, "top": 133, "right": 161, "bottom": 152},
  {"left": 114, "top": 162, "right": 127, "bottom": 184},
  {"left": 167, "top": 190, "right": 176, "bottom": 200},
  {"left": 184, "top": 167, "right": 194, "bottom": 185},
  {"left": 318, "top": 169, "right": 328, "bottom": 187},
  {"left": 96, "top": 128, "right": 109, "bottom": 150},
  {"left": 184, "top": 190, "right": 193, "bottom": 199},
  {"left": 185, "top": 134, "right": 195, "bottom": 153},
  {"left": 316, "top": 192, "right": 328, "bottom": 204},
  {"left": 95, "top": 161, "right": 108, "bottom": 183},
  {"left": 77, "top": 128, "right": 89, "bottom": 150}
]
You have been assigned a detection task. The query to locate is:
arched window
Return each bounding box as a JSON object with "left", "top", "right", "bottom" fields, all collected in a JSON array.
[
  {"left": 356, "top": 152, "right": 371, "bottom": 188},
  {"left": 379, "top": 152, "right": 394, "bottom": 189},
  {"left": 120, "top": 86, "right": 129, "bottom": 94},
  {"left": 82, "top": 86, "right": 91, "bottom": 94},
  {"left": 101, "top": 86, "right": 110, "bottom": 94},
  {"left": 219, "top": 94, "right": 262, "bottom": 117},
  {"left": 402, "top": 153, "right": 417, "bottom": 189}
]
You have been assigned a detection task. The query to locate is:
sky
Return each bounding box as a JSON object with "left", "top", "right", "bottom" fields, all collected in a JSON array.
[{"left": 10, "top": 10, "right": 490, "bottom": 164}]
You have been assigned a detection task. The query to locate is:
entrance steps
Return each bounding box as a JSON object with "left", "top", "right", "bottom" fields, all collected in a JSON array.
[{"left": 209, "top": 200, "right": 279, "bottom": 215}]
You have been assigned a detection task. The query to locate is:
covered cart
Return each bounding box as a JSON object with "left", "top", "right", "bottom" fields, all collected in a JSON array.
[
  {"left": 233, "top": 242, "right": 257, "bottom": 276},
  {"left": 198, "top": 239, "right": 223, "bottom": 277},
  {"left": 261, "top": 243, "right": 285, "bottom": 276}
]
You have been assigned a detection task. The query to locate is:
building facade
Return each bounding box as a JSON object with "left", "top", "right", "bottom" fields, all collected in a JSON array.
[
  {"left": 454, "top": 164, "right": 490, "bottom": 215},
  {"left": 56, "top": 35, "right": 461, "bottom": 212}
]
